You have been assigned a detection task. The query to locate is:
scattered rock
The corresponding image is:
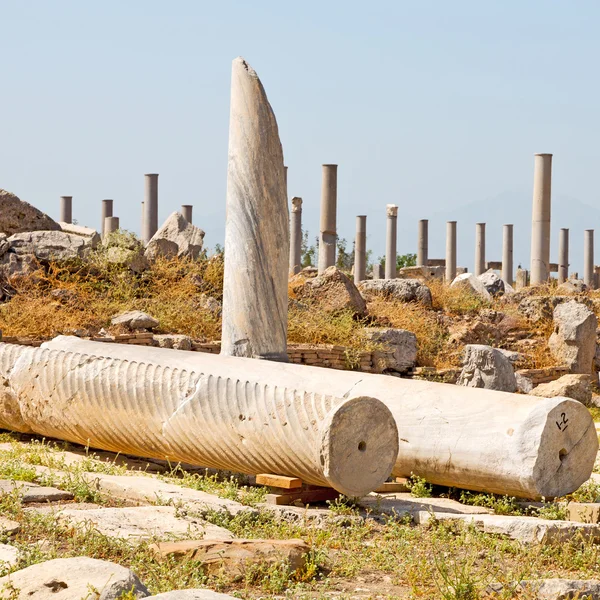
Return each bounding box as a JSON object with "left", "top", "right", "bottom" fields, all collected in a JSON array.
[
  {"left": 59, "top": 223, "right": 101, "bottom": 249},
  {"left": 0, "top": 252, "right": 39, "bottom": 280},
  {"left": 529, "top": 374, "right": 593, "bottom": 406},
  {"left": 145, "top": 212, "right": 205, "bottom": 261},
  {"left": 0, "top": 543, "right": 19, "bottom": 567},
  {"left": 0, "top": 557, "right": 148, "bottom": 600},
  {"left": 557, "top": 279, "right": 588, "bottom": 294},
  {"left": 477, "top": 271, "right": 513, "bottom": 297},
  {"left": 0, "top": 480, "right": 73, "bottom": 503},
  {"left": 55, "top": 506, "right": 232, "bottom": 541},
  {"left": 0, "top": 517, "right": 20, "bottom": 537},
  {"left": 102, "top": 231, "right": 149, "bottom": 273},
  {"left": 456, "top": 344, "right": 517, "bottom": 392},
  {"left": 398, "top": 265, "right": 445, "bottom": 281},
  {"left": 488, "top": 579, "right": 600, "bottom": 600},
  {"left": 0, "top": 189, "right": 60, "bottom": 236},
  {"left": 497, "top": 349, "right": 525, "bottom": 365},
  {"left": 568, "top": 502, "right": 600, "bottom": 524},
  {"left": 197, "top": 294, "right": 222, "bottom": 316},
  {"left": 146, "top": 591, "right": 236, "bottom": 600},
  {"left": 299, "top": 266, "right": 318, "bottom": 278},
  {"left": 153, "top": 334, "right": 192, "bottom": 351},
  {"left": 290, "top": 266, "right": 367, "bottom": 316},
  {"left": 549, "top": 300, "right": 597, "bottom": 375},
  {"left": 111, "top": 311, "right": 159, "bottom": 331},
  {"left": 358, "top": 279, "right": 432, "bottom": 307},
  {"left": 8, "top": 231, "right": 94, "bottom": 262},
  {"left": 515, "top": 372, "right": 535, "bottom": 393},
  {"left": 450, "top": 273, "right": 491, "bottom": 301},
  {"left": 0, "top": 234, "right": 9, "bottom": 259},
  {"left": 150, "top": 539, "right": 309, "bottom": 577},
  {"left": 363, "top": 328, "right": 417, "bottom": 373}
]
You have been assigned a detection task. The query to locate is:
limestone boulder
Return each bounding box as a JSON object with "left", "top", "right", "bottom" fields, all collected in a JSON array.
[
  {"left": 358, "top": 279, "right": 432, "bottom": 307},
  {"left": 8, "top": 231, "right": 94, "bottom": 262},
  {"left": 0, "top": 557, "right": 149, "bottom": 600},
  {"left": 0, "top": 189, "right": 60, "bottom": 235},
  {"left": 557, "top": 279, "right": 588, "bottom": 294},
  {"left": 456, "top": 344, "right": 517, "bottom": 392},
  {"left": 291, "top": 266, "right": 367, "bottom": 316},
  {"left": 145, "top": 212, "right": 205, "bottom": 261},
  {"left": 154, "top": 334, "right": 192, "bottom": 351},
  {"left": 549, "top": 300, "right": 597, "bottom": 374},
  {"left": 111, "top": 310, "right": 159, "bottom": 330},
  {"left": 363, "top": 328, "right": 417, "bottom": 373},
  {"left": 450, "top": 273, "right": 491, "bottom": 302},
  {"left": 529, "top": 374, "right": 593, "bottom": 406},
  {"left": 0, "top": 234, "right": 9, "bottom": 259},
  {"left": 477, "top": 271, "right": 514, "bottom": 297},
  {"left": 398, "top": 265, "right": 445, "bottom": 281},
  {"left": 102, "top": 231, "right": 149, "bottom": 273},
  {"left": 0, "top": 252, "right": 38, "bottom": 280},
  {"left": 59, "top": 222, "right": 101, "bottom": 249}
]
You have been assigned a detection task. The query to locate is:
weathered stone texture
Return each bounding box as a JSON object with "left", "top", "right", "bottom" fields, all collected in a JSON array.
[
  {"left": 358, "top": 278, "right": 432, "bottom": 307},
  {"left": 145, "top": 212, "right": 205, "bottom": 261},
  {"left": 363, "top": 328, "right": 417, "bottom": 373},
  {"left": 529, "top": 374, "right": 593, "bottom": 406},
  {"left": 456, "top": 344, "right": 517, "bottom": 392},
  {"left": 450, "top": 273, "right": 491, "bottom": 301},
  {"left": 0, "top": 189, "right": 60, "bottom": 236}
]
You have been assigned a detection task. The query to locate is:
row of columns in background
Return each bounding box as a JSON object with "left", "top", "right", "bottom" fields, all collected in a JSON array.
[
  {"left": 58, "top": 174, "right": 194, "bottom": 241},
  {"left": 288, "top": 157, "right": 593, "bottom": 288}
]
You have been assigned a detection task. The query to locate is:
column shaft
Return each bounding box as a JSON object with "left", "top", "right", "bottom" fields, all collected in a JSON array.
[
  {"left": 474, "top": 223, "right": 486, "bottom": 276},
  {"left": 385, "top": 205, "right": 398, "bottom": 280},
  {"left": 142, "top": 174, "right": 159, "bottom": 243},
  {"left": 318, "top": 164, "right": 337, "bottom": 273},
  {"left": 354, "top": 215, "right": 367, "bottom": 284},
  {"left": 502, "top": 224, "right": 514, "bottom": 285},
  {"left": 289, "top": 197, "right": 303, "bottom": 276},
  {"left": 446, "top": 221, "right": 457, "bottom": 282},
  {"left": 558, "top": 228, "right": 569, "bottom": 284},
  {"left": 530, "top": 153, "right": 552, "bottom": 285}
]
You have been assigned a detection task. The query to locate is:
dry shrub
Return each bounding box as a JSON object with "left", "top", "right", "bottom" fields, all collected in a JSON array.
[
  {"left": 428, "top": 278, "right": 490, "bottom": 316},
  {"left": 367, "top": 297, "right": 454, "bottom": 368}
]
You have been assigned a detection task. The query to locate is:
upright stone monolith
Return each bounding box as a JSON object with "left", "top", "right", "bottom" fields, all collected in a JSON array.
[
  {"left": 181, "top": 205, "right": 193, "bottom": 224},
  {"left": 373, "top": 264, "right": 383, "bottom": 279},
  {"left": 558, "top": 228, "right": 569, "bottom": 284},
  {"left": 385, "top": 205, "right": 398, "bottom": 280},
  {"left": 101, "top": 199, "right": 113, "bottom": 239},
  {"left": 142, "top": 174, "right": 159, "bottom": 244},
  {"left": 104, "top": 216, "right": 119, "bottom": 235},
  {"left": 584, "top": 230, "right": 594, "bottom": 289},
  {"left": 221, "top": 57, "right": 288, "bottom": 361},
  {"left": 475, "top": 223, "right": 486, "bottom": 276},
  {"left": 417, "top": 219, "right": 428, "bottom": 267},
  {"left": 502, "top": 224, "right": 514, "bottom": 285},
  {"left": 289, "top": 197, "right": 303, "bottom": 276},
  {"left": 446, "top": 221, "right": 457, "bottom": 282},
  {"left": 530, "top": 153, "right": 552, "bottom": 285},
  {"left": 354, "top": 215, "right": 367, "bottom": 284},
  {"left": 318, "top": 164, "right": 337, "bottom": 274},
  {"left": 60, "top": 196, "right": 72, "bottom": 224}
]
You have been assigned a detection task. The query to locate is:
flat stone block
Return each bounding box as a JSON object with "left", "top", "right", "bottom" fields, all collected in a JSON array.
[
  {"left": 568, "top": 502, "right": 600, "bottom": 524},
  {"left": 0, "top": 480, "right": 73, "bottom": 503}
]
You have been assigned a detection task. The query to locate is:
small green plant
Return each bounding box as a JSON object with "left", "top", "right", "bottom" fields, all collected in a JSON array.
[
  {"left": 458, "top": 491, "right": 523, "bottom": 516},
  {"left": 568, "top": 480, "right": 600, "bottom": 503},
  {"left": 407, "top": 474, "right": 433, "bottom": 498}
]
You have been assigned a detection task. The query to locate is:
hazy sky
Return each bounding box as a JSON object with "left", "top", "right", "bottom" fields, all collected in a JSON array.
[{"left": 2, "top": 1, "right": 599, "bottom": 271}]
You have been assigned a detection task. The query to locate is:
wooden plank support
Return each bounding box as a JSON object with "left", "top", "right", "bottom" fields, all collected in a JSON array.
[{"left": 256, "top": 473, "right": 303, "bottom": 489}]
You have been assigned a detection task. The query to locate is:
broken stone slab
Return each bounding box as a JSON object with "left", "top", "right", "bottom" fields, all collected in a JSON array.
[
  {"left": 290, "top": 266, "right": 367, "bottom": 317},
  {"left": 567, "top": 502, "right": 600, "bottom": 524},
  {"left": 0, "top": 480, "right": 73, "bottom": 503},
  {"left": 362, "top": 328, "right": 417, "bottom": 373},
  {"left": 53, "top": 505, "right": 233, "bottom": 541},
  {"left": 416, "top": 511, "right": 600, "bottom": 544},
  {"left": 477, "top": 271, "right": 514, "bottom": 297},
  {"left": 0, "top": 189, "right": 60, "bottom": 236},
  {"left": 456, "top": 344, "right": 517, "bottom": 392},
  {"left": 146, "top": 592, "right": 236, "bottom": 600},
  {"left": 0, "top": 543, "right": 19, "bottom": 567},
  {"left": 153, "top": 334, "right": 192, "bottom": 351},
  {"left": 8, "top": 231, "right": 95, "bottom": 262},
  {"left": 557, "top": 279, "right": 589, "bottom": 294},
  {"left": 221, "top": 57, "right": 288, "bottom": 361},
  {"left": 0, "top": 557, "right": 149, "bottom": 600},
  {"left": 549, "top": 300, "right": 598, "bottom": 375},
  {"left": 149, "top": 538, "right": 309, "bottom": 576},
  {"left": 357, "top": 278, "right": 433, "bottom": 307},
  {"left": 59, "top": 222, "right": 101, "bottom": 248},
  {"left": 487, "top": 579, "right": 600, "bottom": 599},
  {"left": 0, "top": 517, "right": 19, "bottom": 537},
  {"left": 398, "top": 265, "right": 445, "bottom": 281},
  {"left": 37, "top": 337, "right": 597, "bottom": 500},
  {"left": 4, "top": 341, "right": 397, "bottom": 498},
  {"left": 145, "top": 212, "right": 205, "bottom": 261},
  {"left": 450, "top": 273, "right": 491, "bottom": 301},
  {"left": 529, "top": 374, "right": 593, "bottom": 406},
  {"left": 111, "top": 310, "right": 159, "bottom": 330}
]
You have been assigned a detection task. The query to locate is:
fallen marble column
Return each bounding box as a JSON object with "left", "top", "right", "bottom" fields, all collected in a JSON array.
[
  {"left": 40, "top": 337, "right": 598, "bottom": 499},
  {"left": 0, "top": 341, "right": 398, "bottom": 498}
]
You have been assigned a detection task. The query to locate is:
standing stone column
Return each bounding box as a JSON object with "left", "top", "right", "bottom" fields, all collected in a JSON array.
[
  {"left": 318, "top": 164, "right": 337, "bottom": 274},
  {"left": 60, "top": 196, "right": 72, "bottom": 224},
  {"left": 140, "top": 202, "right": 145, "bottom": 239},
  {"left": 474, "top": 223, "right": 486, "bottom": 276},
  {"left": 446, "top": 221, "right": 457, "bottom": 282},
  {"left": 289, "top": 197, "right": 303, "bottom": 276},
  {"left": 558, "top": 228, "right": 569, "bottom": 284},
  {"left": 502, "top": 224, "right": 514, "bottom": 285},
  {"left": 373, "top": 264, "right": 383, "bottom": 279},
  {"left": 101, "top": 199, "right": 113, "bottom": 239},
  {"left": 221, "top": 57, "right": 288, "bottom": 361},
  {"left": 104, "top": 216, "right": 119, "bottom": 235},
  {"left": 584, "top": 230, "right": 594, "bottom": 288},
  {"left": 354, "top": 215, "right": 367, "bottom": 284},
  {"left": 530, "top": 153, "right": 552, "bottom": 285},
  {"left": 385, "top": 205, "right": 398, "bottom": 279},
  {"left": 142, "top": 174, "right": 159, "bottom": 243},
  {"left": 181, "top": 205, "right": 193, "bottom": 223},
  {"left": 417, "top": 219, "right": 429, "bottom": 267}
]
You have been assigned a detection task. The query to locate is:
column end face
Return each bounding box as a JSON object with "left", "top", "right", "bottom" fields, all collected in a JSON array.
[
  {"left": 322, "top": 164, "right": 338, "bottom": 168},
  {"left": 144, "top": 173, "right": 159, "bottom": 177},
  {"left": 534, "top": 153, "right": 553, "bottom": 158},
  {"left": 386, "top": 204, "right": 398, "bottom": 217}
]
